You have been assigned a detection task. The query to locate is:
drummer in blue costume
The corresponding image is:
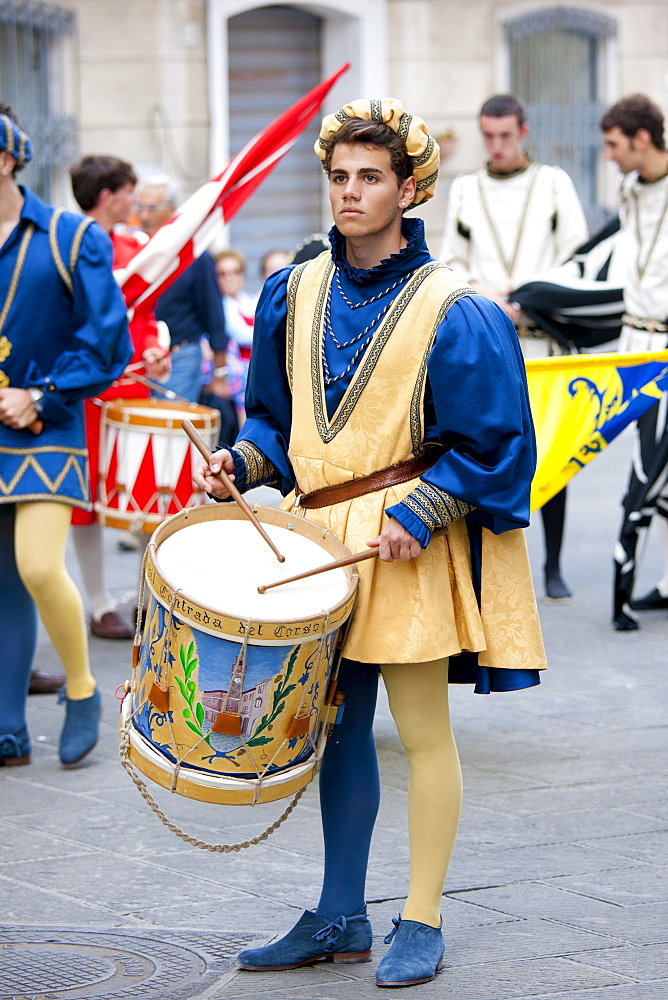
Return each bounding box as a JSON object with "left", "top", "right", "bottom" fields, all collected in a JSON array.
[
  {"left": 0, "top": 104, "right": 132, "bottom": 768},
  {"left": 194, "top": 98, "right": 547, "bottom": 988}
]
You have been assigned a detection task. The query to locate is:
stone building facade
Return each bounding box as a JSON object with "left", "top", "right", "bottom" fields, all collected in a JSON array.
[{"left": 2, "top": 0, "right": 667, "bottom": 269}]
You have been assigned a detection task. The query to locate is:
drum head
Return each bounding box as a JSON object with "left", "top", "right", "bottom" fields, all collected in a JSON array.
[
  {"left": 145, "top": 504, "right": 358, "bottom": 644},
  {"left": 155, "top": 515, "right": 350, "bottom": 621}
]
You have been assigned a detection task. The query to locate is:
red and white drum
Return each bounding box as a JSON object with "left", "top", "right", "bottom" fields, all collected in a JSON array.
[{"left": 96, "top": 399, "right": 220, "bottom": 534}]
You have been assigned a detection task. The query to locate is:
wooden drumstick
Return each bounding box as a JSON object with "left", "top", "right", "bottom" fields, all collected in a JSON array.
[
  {"left": 182, "top": 418, "right": 285, "bottom": 563},
  {"left": 257, "top": 526, "right": 448, "bottom": 593}
]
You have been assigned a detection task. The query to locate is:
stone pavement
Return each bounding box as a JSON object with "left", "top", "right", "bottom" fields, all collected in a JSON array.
[{"left": 1, "top": 429, "right": 667, "bottom": 999}]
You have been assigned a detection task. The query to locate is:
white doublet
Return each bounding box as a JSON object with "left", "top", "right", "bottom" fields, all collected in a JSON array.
[
  {"left": 439, "top": 162, "right": 588, "bottom": 290},
  {"left": 615, "top": 171, "right": 668, "bottom": 353}
]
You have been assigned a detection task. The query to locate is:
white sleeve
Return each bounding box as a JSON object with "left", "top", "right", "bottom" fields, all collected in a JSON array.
[
  {"left": 438, "top": 176, "right": 473, "bottom": 279},
  {"left": 552, "top": 167, "right": 590, "bottom": 265}
]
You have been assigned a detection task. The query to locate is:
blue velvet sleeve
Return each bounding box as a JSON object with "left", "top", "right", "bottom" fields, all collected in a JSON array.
[
  {"left": 387, "top": 294, "right": 536, "bottom": 539},
  {"left": 233, "top": 266, "right": 295, "bottom": 495}
]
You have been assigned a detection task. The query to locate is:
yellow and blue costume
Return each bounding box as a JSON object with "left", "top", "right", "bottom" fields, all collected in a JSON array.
[
  {"left": 0, "top": 159, "right": 131, "bottom": 766},
  {"left": 230, "top": 99, "right": 546, "bottom": 985}
]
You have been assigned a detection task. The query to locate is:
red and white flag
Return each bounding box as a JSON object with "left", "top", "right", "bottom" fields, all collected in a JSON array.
[{"left": 117, "top": 63, "right": 350, "bottom": 316}]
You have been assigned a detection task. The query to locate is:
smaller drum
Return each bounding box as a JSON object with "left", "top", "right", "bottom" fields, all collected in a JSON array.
[
  {"left": 121, "top": 503, "right": 359, "bottom": 805},
  {"left": 96, "top": 399, "right": 220, "bottom": 534}
]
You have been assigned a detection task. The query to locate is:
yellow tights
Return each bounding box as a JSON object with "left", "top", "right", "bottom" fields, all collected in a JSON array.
[
  {"left": 14, "top": 502, "right": 95, "bottom": 700},
  {"left": 381, "top": 658, "right": 462, "bottom": 928}
]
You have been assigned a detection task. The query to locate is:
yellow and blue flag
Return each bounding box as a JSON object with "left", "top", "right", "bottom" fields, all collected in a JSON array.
[{"left": 527, "top": 351, "right": 668, "bottom": 511}]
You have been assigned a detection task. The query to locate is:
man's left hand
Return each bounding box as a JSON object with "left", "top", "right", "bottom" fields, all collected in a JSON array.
[
  {"left": 367, "top": 518, "right": 422, "bottom": 562},
  {"left": 0, "top": 387, "right": 40, "bottom": 429}
]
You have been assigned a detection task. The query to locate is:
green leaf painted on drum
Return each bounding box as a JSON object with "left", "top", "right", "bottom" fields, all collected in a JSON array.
[
  {"left": 175, "top": 641, "right": 205, "bottom": 738},
  {"left": 247, "top": 647, "right": 299, "bottom": 747}
]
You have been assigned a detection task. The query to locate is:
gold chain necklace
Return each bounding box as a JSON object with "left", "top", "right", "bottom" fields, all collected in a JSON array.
[
  {"left": 477, "top": 164, "right": 540, "bottom": 283},
  {"left": 0, "top": 223, "right": 34, "bottom": 336}
]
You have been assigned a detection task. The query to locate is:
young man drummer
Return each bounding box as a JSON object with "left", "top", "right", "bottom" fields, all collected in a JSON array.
[{"left": 194, "top": 98, "right": 546, "bottom": 988}]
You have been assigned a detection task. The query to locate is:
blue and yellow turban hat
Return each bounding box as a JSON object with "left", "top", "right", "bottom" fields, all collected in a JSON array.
[
  {"left": 0, "top": 112, "right": 33, "bottom": 171},
  {"left": 315, "top": 98, "right": 439, "bottom": 208}
]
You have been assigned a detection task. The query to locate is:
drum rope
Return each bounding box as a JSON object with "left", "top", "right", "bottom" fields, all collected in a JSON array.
[
  {"left": 118, "top": 712, "right": 306, "bottom": 852},
  {"left": 134, "top": 543, "right": 151, "bottom": 646}
]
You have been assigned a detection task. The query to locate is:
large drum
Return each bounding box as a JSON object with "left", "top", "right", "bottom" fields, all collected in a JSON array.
[
  {"left": 96, "top": 399, "right": 220, "bottom": 533},
  {"left": 120, "top": 503, "right": 358, "bottom": 805}
]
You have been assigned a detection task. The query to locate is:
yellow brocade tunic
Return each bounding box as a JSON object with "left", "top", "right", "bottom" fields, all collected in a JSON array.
[{"left": 279, "top": 253, "right": 546, "bottom": 670}]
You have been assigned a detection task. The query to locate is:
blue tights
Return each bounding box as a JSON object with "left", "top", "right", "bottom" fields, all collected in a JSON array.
[
  {"left": 0, "top": 505, "right": 37, "bottom": 737},
  {"left": 316, "top": 658, "right": 380, "bottom": 921}
]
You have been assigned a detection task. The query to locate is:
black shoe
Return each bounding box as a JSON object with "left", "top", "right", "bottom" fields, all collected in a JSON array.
[
  {"left": 629, "top": 588, "right": 668, "bottom": 611},
  {"left": 612, "top": 610, "right": 639, "bottom": 631},
  {"left": 544, "top": 569, "right": 572, "bottom": 604}
]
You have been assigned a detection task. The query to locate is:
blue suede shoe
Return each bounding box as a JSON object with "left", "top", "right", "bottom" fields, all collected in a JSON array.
[
  {"left": 237, "top": 906, "right": 372, "bottom": 970},
  {"left": 0, "top": 727, "right": 31, "bottom": 767},
  {"left": 58, "top": 686, "right": 101, "bottom": 766},
  {"left": 376, "top": 915, "right": 445, "bottom": 987}
]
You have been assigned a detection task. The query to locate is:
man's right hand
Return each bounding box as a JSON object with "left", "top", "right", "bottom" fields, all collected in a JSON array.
[{"left": 192, "top": 448, "right": 235, "bottom": 499}]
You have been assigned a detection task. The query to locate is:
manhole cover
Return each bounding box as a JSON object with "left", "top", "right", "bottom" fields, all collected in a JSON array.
[{"left": 0, "top": 928, "right": 257, "bottom": 1000}]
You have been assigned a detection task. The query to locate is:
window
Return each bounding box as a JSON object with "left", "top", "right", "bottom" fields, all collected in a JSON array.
[
  {"left": 507, "top": 7, "right": 616, "bottom": 227},
  {"left": 0, "top": 0, "right": 78, "bottom": 201}
]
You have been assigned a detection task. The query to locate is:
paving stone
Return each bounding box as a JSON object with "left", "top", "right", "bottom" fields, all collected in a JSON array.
[
  {"left": 0, "top": 821, "right": 96, "bottom": 865},
  {"left": 149, "top": 843, "right": 330, "bottom": 906},
  {"left": 563, "top": 943, "right": 668, "bottom": 982},
  {"left": 123, "top": 895, "right": 297, "bottom": 934},
  {"left": 450, "top": 882, "right": 630, "bottom": 938},
  {"left": 551, "top": 901, "right": 668, "bottom": 947},
  {"left": 0, "top": 877, "right": 124, "bottom": 924},
  {"left": 545, "top": 865, "right": 668, "bottom": 906},
  {"left": 443, "top": 843, "right": 651, "bottom": 894},
  {"left": 469, "top": 772, "right": 668, "bottom": 815},
  {"left": 504, "top": 986, "right": 668, "bottom": 1000},
  {"left": 5, "top": 804, "right": 204, "bottom": 858},
  {"left": 6, "top": 852, "right": 230, "bottom": 915},
  {"left": 577, "top": 829, "right": 668, "bottom": 866}
]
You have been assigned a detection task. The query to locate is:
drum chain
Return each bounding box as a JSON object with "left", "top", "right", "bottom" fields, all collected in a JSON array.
[{"left": 118, "top": 715, "right": 307, "bottom": 852}]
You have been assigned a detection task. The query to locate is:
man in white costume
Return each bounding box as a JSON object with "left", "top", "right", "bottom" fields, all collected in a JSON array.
[
  {"left": 599, "top": 94, "right": 668, "bottom": 630},
  {"left": 440, "top": 94, "right": 589, "bottom": 603}
]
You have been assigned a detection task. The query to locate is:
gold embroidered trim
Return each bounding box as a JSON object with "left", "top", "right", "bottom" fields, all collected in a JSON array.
[
  {"left": 0, "top": 451, "right": 89, "bottom": 498},
  {"left": 48, "top": 208, "right": 72, "bottom": 293},
  {"left": 2, "top": 114, "right": 14, "bottom": 154},
  {"left": 413, "top": 137, "right": 435, "bottom": 168},
  {"left": 0, "top": 223, "right": 34, "bottom": 338},
  {"left": 402, "top": 482, "right": 473, "bottom": 531},
  {"left": 397, "top": 112, "right": 412, "bottom": 140},
  {"left": 69, "top": 216, "right": 94, "bottom": 274},
  {"left": 234, "top": 440, "right": 280, "bottom": 489},
  {"left": 0, "top": 494, "right": 91, "bottom": 510},
  {"left": 409, "top": 284, "right": 475, "bottom": 453},
  {"left": 416, "top": 169, "right": 439, "bottom": 192},
  {"left": 0, "top": 335, "right": 11, "bottom": 362},
  {"left": 0, "top": 445, "right": 87, "bottom": 456},
  {"left": 370, "top": 99, "right": 384, "bottom": 122},
  {"left": 286, "top": 261, "right": 310, "bottom": 390},
  {"left": 311, "top": 262, "right": 449, "bottom": 444}
]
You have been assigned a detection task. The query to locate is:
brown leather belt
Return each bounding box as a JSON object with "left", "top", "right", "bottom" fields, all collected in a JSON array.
[{"left": 295, "top": 452, "right": 441, "bottom": 510}]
